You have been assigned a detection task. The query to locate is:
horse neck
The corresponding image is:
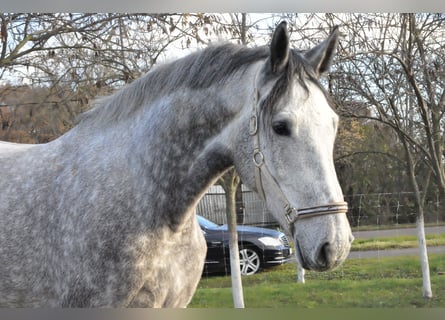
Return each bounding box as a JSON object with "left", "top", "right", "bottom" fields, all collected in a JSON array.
[{"left": 129, "top": 76, "right": 254, "bottom": 229}]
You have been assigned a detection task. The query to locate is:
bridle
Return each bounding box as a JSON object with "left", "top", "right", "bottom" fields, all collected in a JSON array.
[{"left": 249, "top": 72, "right": 348, "bottom": 226}]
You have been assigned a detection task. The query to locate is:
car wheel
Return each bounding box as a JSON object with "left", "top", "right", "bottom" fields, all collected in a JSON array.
[{"left": 239, "top": 247, "right": 261, "bottom": 275}]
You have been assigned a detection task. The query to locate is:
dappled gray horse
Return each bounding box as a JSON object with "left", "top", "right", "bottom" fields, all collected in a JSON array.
[{"left": 0, "top": 22, "right": 353, "bottom": 307}]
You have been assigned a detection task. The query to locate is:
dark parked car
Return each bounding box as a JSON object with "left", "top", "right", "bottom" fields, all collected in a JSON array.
[{"left": 197, "top": 215, "right": 292, "bottom": 276}]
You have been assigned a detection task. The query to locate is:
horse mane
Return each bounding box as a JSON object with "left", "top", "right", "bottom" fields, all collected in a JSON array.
[
  {"left": 77, "top": 42, "right": 317, "bottom": 127},
  {"left": 77, "top": 43, "right": 269, "bottom": 127}
]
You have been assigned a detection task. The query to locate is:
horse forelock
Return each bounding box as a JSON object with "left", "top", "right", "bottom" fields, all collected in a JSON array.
[
  {"left": 256, "top": 48, "right": 332, "bottom": 132},
  {"left": 260, "top": 49, "right": 321, "bottom": 113}
]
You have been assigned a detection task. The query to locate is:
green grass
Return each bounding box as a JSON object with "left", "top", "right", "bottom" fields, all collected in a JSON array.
[
  {"left": 351, "top": 222, "right": 445, "bottom": 232},
  {"left": 351, "top": 233, "right": 445, "bottom": 251},
  {"left": 190, "top": 254, "right": 445, "bottom": 308}
]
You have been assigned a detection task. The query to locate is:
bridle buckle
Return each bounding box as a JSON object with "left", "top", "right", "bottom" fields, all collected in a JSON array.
[
  {"left": 249, "top": 115, "right": 258, "bottom": 136},
  {"left": 284, "top": 204, "right": 299, "bottom": 224},
  {"left": 253, "top": 149, "right": 264, "bottom": 167}
]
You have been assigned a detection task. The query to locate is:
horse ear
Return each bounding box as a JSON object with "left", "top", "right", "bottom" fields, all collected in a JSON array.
[
  {"left": 269, "top": 21, "right": 290, "bottom": 74},
  {"left": 304, "top": 26, "right": 340, "bottom": 77}
]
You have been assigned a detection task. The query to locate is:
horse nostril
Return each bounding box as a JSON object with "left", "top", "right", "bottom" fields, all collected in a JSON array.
[{"left": 318, "top": 242, "right": 334, "bottom": 269}]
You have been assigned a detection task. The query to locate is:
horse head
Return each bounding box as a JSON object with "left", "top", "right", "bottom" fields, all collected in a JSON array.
[{"left": 234, "top": 22, "right": 353, "bottom": 271}]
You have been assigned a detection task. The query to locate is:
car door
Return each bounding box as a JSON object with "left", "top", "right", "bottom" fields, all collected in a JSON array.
[{"left": 203, "top": 228, "right": 228, "bottom": 267}]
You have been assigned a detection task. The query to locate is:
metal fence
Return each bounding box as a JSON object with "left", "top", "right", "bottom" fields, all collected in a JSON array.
[
  {"left": 345, "top": 192, "right": 443, "bottom": 226},
  {"left": 196, "top": 186, "right": 444, "bottom": 227},
  {"left": 196, "top": 185, "right": 277, "bottom": 226}
]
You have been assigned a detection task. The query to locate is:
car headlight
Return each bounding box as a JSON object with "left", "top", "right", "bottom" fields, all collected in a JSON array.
[{"left": 258, "top": 236, "right": 282, "bottom": 247}]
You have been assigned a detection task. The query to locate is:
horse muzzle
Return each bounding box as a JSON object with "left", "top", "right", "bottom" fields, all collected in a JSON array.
[{"left": 293, "top": 207, "right": 353, "bottom": 272}]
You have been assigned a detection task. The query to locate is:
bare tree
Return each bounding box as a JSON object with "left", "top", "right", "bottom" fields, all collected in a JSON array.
[
  {"left": 0, "top": 13, "right": 231, "bottom": 143},
  {"left": 219, "top": 13, "right": 249, "bottom": 308},
  {"left": 329, "top": 13, "right": 445, "bottom": 298}
]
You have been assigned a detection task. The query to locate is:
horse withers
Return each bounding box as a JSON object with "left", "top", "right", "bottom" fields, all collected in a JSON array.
[{"left": 0, "top": 22, "right": 352, "bottom": 307}]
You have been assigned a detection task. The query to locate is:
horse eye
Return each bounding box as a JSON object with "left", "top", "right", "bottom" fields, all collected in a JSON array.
[{"left": 272, "top": 121, "right": 291, "bottom": 136}]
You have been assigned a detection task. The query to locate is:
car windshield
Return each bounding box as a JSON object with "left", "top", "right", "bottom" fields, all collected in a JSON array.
[{"left": 197, "top": 215, "right": 220, "bottom": 229}]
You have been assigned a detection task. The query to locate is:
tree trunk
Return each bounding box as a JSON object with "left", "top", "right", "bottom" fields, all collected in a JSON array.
[
  {"left": 401, "top": 135, "right": 433, "bottom": 298},
  {"left": 235, "top": 182, "right": 245, "bottom": 224},
  {"left": 297, "top": 264, "right": 305, "bottom": 284},
  {"left": 416, "top": 210, "right": 433, "bottom": 298},
  {"left": 221, "top": 169, "right": 245, "bottom": 308},
  {"left": 221, "top": 14, "right": 249, "bottom": 307}
]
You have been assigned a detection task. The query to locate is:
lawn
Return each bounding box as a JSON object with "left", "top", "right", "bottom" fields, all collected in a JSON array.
[
  {"left": 351, "top": 233, "right": 445, "bottom": 251},
  {"left": 190, "top": 254, "right": 445, "bottom": 308}
]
